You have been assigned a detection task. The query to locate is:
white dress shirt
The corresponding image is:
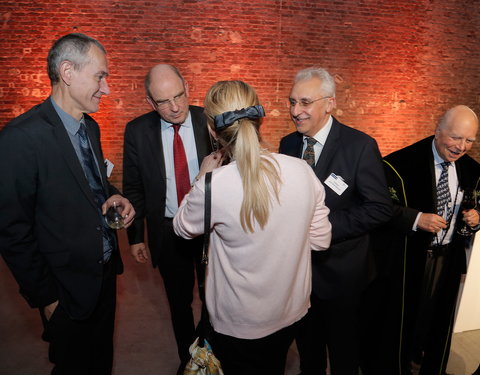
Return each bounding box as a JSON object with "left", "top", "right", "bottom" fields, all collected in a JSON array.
[
  {"left": 302, "top": 115, "right": 333, "bottom": 165},
  {"left": 413, "top": 140, "right": 463, "bottom": 245}
]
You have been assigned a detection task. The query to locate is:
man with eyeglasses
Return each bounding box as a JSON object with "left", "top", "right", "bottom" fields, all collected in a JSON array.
[
  {"left": 279, "top": 67, "right": 392, "bottom": 375},
  {"left": 122, "top": 64, "right": 212, "bottom": 374}
]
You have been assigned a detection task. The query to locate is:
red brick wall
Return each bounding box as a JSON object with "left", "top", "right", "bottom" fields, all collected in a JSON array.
[{"left": 1, "top": 0, "right": 479, "bottom": 186}]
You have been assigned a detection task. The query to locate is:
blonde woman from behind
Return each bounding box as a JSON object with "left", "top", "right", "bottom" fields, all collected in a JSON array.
[{"left": 174, "top": 80, "right": 331, "bottom": 375}]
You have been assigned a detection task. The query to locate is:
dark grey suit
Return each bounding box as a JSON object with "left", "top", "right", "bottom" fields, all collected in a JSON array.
[
  {"left": 0, "top": 97, "right": 122, "bottom": 374},
  {"left": 123, "top": 105, "right": 211, "bottom": 365}
]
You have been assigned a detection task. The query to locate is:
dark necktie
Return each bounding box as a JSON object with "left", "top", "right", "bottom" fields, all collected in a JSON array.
[
  {"left": 172, "top": 124, "right": 190, "bottom": 206},
  {"left": 436, "top": 161, "right": 452, "bottom": 219},
  {"left": 78, "top": 122, "right": 113, "bottom": 261},
  {"left": 303, "top": 137, "right": 317, "bottom": 167}
]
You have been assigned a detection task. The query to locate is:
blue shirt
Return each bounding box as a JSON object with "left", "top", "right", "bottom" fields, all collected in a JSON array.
[{"left": 50, "top": 97, "right": 103, "bottom": 183}]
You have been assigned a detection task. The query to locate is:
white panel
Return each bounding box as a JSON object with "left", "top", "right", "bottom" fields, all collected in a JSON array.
[{"left": 454, "top": 233, "right": 480, "bottom": 333}]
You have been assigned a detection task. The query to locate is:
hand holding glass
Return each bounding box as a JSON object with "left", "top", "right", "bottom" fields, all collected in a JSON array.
[
  {"left": 105, "top": 201, "right": 125, "bottom": 229},
  {"left": 457, "top": 189, "right": 476, "bottom": 236}
]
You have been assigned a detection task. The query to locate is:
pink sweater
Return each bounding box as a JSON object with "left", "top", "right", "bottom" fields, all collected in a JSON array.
[{"left": 174, "top": 153, "right": 331, "bottom": 339}]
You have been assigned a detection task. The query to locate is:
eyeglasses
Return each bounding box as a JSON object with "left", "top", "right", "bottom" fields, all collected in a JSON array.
[
  {"left": 150, "top": 91, "right": 187, "bottom": 110},
  {"left": 288, "top": 96, "right": 332, "bottom": 108}
]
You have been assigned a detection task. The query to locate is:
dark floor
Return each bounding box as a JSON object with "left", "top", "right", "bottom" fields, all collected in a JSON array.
[
  {"left": 0, "top": 230, "right": 301, "bottom": 375},
  {"left": 1, "top": 230, "right": 478, "bottom": 374}
]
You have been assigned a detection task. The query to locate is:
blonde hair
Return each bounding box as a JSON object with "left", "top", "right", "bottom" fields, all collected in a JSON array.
[{"left": 204, "top": 81, "right": 281, "bottom": 232}]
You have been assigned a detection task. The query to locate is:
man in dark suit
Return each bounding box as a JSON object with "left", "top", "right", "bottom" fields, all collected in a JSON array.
[
  {"left": 279, "top": 67, "right": 392, "bottom": 375},
  {"left": 371, "top": 105, "right": 479, "bottom": 375},
  {"left": 123, "top": 64, "right": 212, "bottom": 374},
  {"left": 0, "top": 33, "right": 135, "bottom": 375}
]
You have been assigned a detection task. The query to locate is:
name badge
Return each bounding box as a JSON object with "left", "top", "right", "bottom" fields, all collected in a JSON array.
[
  {"left": 324, "top": 173, "right": 348, "bottom": 195},
  {"left": 104, "top": 159, "right": 114, "bottom": 178}
]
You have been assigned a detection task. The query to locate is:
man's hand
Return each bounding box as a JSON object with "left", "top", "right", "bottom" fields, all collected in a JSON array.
[
  {"left": 462, "top": 208, "right": 480, "bottom": 227},
  {"left": 417, "top": 213, "right": 447, "bottom": 233},
  {"left": 44, "top": 300, "right": 59, "bottom": 321},
  {"left": 131, "top": 242, "right": 149, "bottom": 263},
  {"left": 102, "top": 194, "right": 136, "bottom": 228}
]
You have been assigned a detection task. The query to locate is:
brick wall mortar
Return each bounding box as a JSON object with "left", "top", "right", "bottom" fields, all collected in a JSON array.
[{"left": 1, "top": 0, "right": 479, "bottom": 186}]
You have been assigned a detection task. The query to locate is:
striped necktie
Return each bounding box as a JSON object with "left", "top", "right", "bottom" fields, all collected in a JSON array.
[{"left": 436, "top": 161, "right": 452, "bottom": 218}]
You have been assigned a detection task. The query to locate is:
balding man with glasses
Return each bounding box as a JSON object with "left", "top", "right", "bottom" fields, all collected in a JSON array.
[
  {"left": 279, "top": 67, "right": 392, "bottom": 375},
  {"left": 123, "top": 64, "right": 212, "bottom": 374}
]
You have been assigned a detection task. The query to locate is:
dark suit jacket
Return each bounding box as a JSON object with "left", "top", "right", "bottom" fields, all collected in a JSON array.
[
  {"left": 279, "top": 117, "right": 392, "bottom": 298},
  {"left": 123, "top": 106, "right": 211, "bottom": 267},
  {"left": 0, "top": 97, "right": 122, "bottom": 320},
  {"left": 379, "top": 136, "right": 480, "bottom": 374},
  {"left": 385, "top": 135, "right": 480, "bottom": 260}
]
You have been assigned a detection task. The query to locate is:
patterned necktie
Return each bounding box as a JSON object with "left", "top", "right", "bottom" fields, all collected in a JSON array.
[
  {"left": 303, "top": 137, "right": 317, "bottom": 167},
  {"left": 436, "top": 161, "right": 452, "bottom": 218},
  {"left": 172, "top": 124, "right": 190, "bottom": 206},
  {"left": 78, "top": 122, "right": 113, "bottom": 261}
]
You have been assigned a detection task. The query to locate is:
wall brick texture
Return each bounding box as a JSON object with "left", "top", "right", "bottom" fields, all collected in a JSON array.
[{"left": 1, "top": 0, "right": 480, "bottom": 186}]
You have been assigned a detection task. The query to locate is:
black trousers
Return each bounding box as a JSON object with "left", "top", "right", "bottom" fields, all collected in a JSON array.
[
  {"left": 157, "top": 219, "right": 204, "bottom": 365},
  {"left": 407, "top": 246, "right": 460, "bottom": 375},
  {"left": 359, "top": 275, "right": 403, "bottom": 375},
  {"left": 41, "top": 259, "right": 117, "bottom": 375},
  {"left": 296, "top": 292, "right": 361, "bottom": 375},
  {"left": 211, "top": 322, "right": 298, "bottom": 375}
]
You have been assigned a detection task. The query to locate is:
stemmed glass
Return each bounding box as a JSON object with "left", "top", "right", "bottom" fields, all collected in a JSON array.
[
  {"left": 457, "top": 189, "right": 477, "bottom": 236},
  {"left": 105, "top": 201, "right": 125, "bottom": 229}
]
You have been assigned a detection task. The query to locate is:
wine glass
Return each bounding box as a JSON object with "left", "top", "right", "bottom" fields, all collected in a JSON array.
[
  {"left": 105, "top": 201, "right": 125, "bottom": 229},
  {"left": 457, "top": 189, "right": 476, "bottom": 236}
]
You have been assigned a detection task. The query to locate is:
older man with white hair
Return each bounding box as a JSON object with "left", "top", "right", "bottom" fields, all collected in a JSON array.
[
  {"left": 279, "top": 67, "right": 393, "bottom": 375},
  {"left": 371, "top": 105, "right": 480, "bottom": 375}
]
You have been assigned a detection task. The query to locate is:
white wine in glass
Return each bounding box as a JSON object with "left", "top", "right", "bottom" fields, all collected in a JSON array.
[{"left": 105, "top": 201, "right": 125, "bottom": 229}]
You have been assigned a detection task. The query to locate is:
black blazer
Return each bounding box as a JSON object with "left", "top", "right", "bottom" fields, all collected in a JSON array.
[
  {"left": 123, "top": 106, "right": 212, "bottom": 267},
  {"left": 279, "top": 117, "right": 392, "bottom": 298},
  {"left": 384, "top": 135, "right": 480, "bottom": 274},
  {"left": 0, "top": 98, "right": 122, "bottom": 320},
  {"left": 379, "top": 135, "right": 480, "bottom": 374}
]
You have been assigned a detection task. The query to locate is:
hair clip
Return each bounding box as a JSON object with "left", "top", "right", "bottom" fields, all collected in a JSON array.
[{"left": 214, "top": 105, "right": 265, "bottom": 130}]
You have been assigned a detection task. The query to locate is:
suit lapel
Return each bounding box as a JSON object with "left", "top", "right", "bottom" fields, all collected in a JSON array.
[
  {"left": 84, "top": 117, "right": 108, "bottom": 193},
  {"left": 294, "top": 135, "right": 304, "bottom": 158},
  {"left": 190, "top": 106, "right": 211, "bottom": 161},
  {"left": 408, "top": 137, "right": 437, "bottom": 212},
  {"left": 314, "top": 118, "right": 341, "bottom": 181},
  {"left": 428, "top": 146, "right": 437, "bottom": 211},
  {"left": 146, "top": 113, "right": 167, "bottom": 181},
  {"left": 285, "top": 132, "right": 304, "bottom": 158},
  {"left": 455, "top": 161, "right": 462, "bottom": 189},
  {"left": 41, "top": 100, "right": 99, "bottom": 209}
]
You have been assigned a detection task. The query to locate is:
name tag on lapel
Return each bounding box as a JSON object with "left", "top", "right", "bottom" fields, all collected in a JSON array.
[
  {"left": 104, "top": 159, "right": 114, "bottom": 178},
  {"left": 324, "top": 173, "right": 348, "bottom": 195}
]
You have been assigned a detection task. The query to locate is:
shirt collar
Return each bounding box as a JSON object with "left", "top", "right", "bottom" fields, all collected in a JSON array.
[
  {"left": 160, "top": 111, "right": 193, "bottom": 130},
  {"left": 50, "top": 96, "right": 84, "bottom": 135},
  {"left": 304, "top": 115, "right": 333, "bottom": 145},
  {"left": 431, "top": 139, "right": 449, "bottom": 166}
]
